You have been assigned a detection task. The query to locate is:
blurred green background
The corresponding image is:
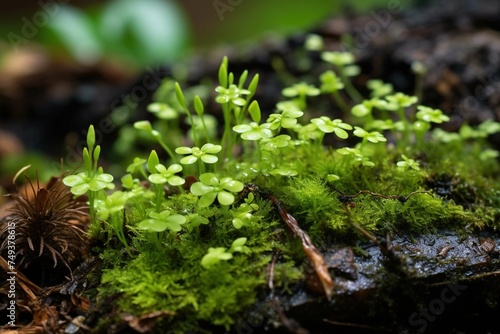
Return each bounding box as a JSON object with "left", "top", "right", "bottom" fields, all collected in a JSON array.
[
  {"left": 0, "top": 0, "right": 409, "bottom": 184},
  {"left": 0, "top": 0, "right": 400, "bottom": 68}
]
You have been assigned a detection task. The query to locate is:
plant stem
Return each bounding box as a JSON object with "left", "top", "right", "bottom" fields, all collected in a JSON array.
[
  {"left": 112, "top": 213, "right": 132, "bottom": 256},
  {"left": 221, "top": 103, "right": 232, "bottom": 161},
  {"left": 331, "top": 90, "right": 350, "bottom": 114},
  {"left": 155, "top": 184, "right": 163, "bottom": 213},
  {"left": 157, "top": 137, "right": 178, "bottom": 164},
  {"left": 339, "top": 69, "right": 363, "bottom": 103},
  {"left": 199, "top": 114, "right": 211, "bottom": 143},
  {"left": 397, "top": 107, "right": 410, "bottom": 146},
  {"left": 198, "top": 159, "right": 205, "bottom": 175},
  {"left": 88, "top": 191, "right": 99, "bottom": 237}
]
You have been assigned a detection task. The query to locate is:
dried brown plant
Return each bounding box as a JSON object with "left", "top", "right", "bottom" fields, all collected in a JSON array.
[{"left": 0, "top": 174, "right": 89, "bottom": 284}]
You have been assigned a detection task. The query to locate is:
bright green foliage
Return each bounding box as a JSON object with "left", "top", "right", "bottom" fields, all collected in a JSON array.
[
  {"left": 276, "top": 100, "right": 302, "bottom": 111},
  {"left": 138, "top": 210, "right": 186, "bottom": 233},
  {"left": 351, "top": 98, "right": 384, "bottom": 118},
  {"left": 63, "top": 171, "right": 114, "bottom": 196},
  {"left": 385, "top": 92, "right": 418, "bottom": 109},
  {"left": 126, "top": 157, "right": 146, "bottom": 175},
  {"left": 320, "top": 70, "right": 344, "bottom": 92},
  {"left": 326, "top": 174, "right": 340, "bottom": 182},
  {"left": 416, "top": 106, "right": 449, "bottom": 123},
  {"left": 134, "top": 121, "right": 178, "bottom": 163},
  {"left": 63, "top": 125, "right": 114, "bottom": 236},
  {"left": 95, "top": 191, "right": 129, "bottom": 221},
  {"left": 201, "top": 247, "right": 233, "bottom": 268},
  {"left": 282, "top": 82, "right": 320, "bottom": 98},
  {"left": 260, "top": 135, "right": 292, "bottom": 153},
  {"left": 233, "top": 122, "right": 273, "bottom": 141},
  {"left": 201, "top": 237, "right": 249, "bottom": 269},
  {"left": 397, "top": 154, "right": 421, "bottom": 171},
  {"left": 148, "top": 163, "right": 185, "bottom": 186},
  {"left": 248, "top": 100, "right": 261, "bottom": 123},
  {"left": 231, "top": 193, "right": 260, "bottom": 229},
  {"left": 232, "top": 212, "right": 254, "bottom": 230},
  {"left": 190, "top": 173, "right": 244, "bottom": 207},
  {"left": 184, "top": 213, "right": 210, "bottom": 232},
  {"left": 147, "top": 102, "right": 178, "bottom": 120},
  {"left": 353, "top": 127, "right": 387, "bottom": 143},
  {"left": 175, "top": 143, "right": 222, "bottom": 164},
  {"left": 310, "top": 116, "right": 353, "bottom": 139},
  {"left": 215, "top": 84, "right": 251, "bottom": 106},
  {"left": 321, "top": 51, "right": 355, "bottom": 66},
  {"left": 294, "top": 123, "right": 323, "bottom": 141},
  {"left": 147, "top": 150, "right": 160, "bottom": 173},
  {"left": 337, "top": 147, "right": 375, "bottom": 167},
  {"left": 367, "top": 79, "right": 393, "bottom": 98},
  {"left": 267, "top": 109, "right": 304, "bottom": 130}
]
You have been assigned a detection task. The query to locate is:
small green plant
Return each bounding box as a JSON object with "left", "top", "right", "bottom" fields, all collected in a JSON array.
[
  {"left": 63, "top": 125, "right": 114, "bottom": 236},
  {"left": 397, "top": 154, "right": 421, "bottom": 171},
  {"left": 282, "top": 82, "right": 320, "bottom": 109},
  {"left": 190, "top": 173, "right": 244, "bottom": 207},
  {"left": 138, "top": 210, "right": 186, "bottom": 247},
  {"left": 201, "top": 237, "right": 250, "bottom": 269}
]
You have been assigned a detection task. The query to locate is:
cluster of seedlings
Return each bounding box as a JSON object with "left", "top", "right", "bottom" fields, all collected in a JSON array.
[{"left": 1, "top": 34, "right": 500, "bottom": 333}]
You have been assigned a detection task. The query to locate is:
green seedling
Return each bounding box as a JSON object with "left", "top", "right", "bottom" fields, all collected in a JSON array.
[
  {"left": 353, "top": 126, "right": 387, "bottom": 149},
  {"left": 184, "top": 213, "right": 210, "bottom": 233},
  {"left": 95, "top": 190, "right": 132, "bottom": 255},
  {"left": 148, "top": 163, "right": 185, "bottom": 187},
  {"left": 320, "top": 70, "right": 349, "bottom": 113},
  {"left": 190, "top": 173, "right": 244, "bottom": 207},
  {"left": 266, "top": 109, "right": 304, "bottom": 131},
  {"left": 310, "top": 116, "right": 353, "bottom": 148},
  {"left": 138, "top": 209, "right": 186, "bottom": 247},
  {"left": 134, "top": 120, "right": 178, "bottom": 163},
  {"left": 397, "top": 154, "right": 421, "bottom": 171},
  {"left": 63, "top": 125, "right": 114, "bottom": 236},
  {"left": 147, "top": 102, "right": 179, "bottom": 120},
  {"left": 201, "top": 237, "right": 250, "bottom": 269},
  {"left": 260, "top": 135, "right": 292, "bottom": 154},
  {"left": 126, "top": 157, "right": 148, "bottom": 179},
  {"left": 321, "top": 51, "right": 363, "bottom": 102},
  {"left": 337, "top": 147, "right": 375, "bottom": 167},
  {"left": 175, "top": 143, "right": 222, "bottom": 173},
  {"left": 282, "top": 82, "right": 320, "bottom": 109},
  {"left": 233, "top": 122, "right": 273, "bottom": 141},
  {"left": 367, "top": 79, "right": 393, "bottom": 98}
]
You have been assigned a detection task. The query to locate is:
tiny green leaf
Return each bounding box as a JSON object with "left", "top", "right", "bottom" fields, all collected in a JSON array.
[
  {"left": 217, "top": 191, "right": 235, "bottom": 206},
  {"left": 86, "top": 125, "right": 95, "bottom": 154},
  {"left": 248, "top": 101, "right": 261, "bottom": 123},
  {"left": 218, "top": 56, "right": 228, "bottom": 88},
  {"left": 194, "top": 95, "right": 204, "bottom": 116},
  {"left": 248, "top": 73, "right": 259, "bottom": 95},
  {"left": 147, "top": 150, "right": 160, "bottom": 173},
  {"left": 238, "top": 70, "right": 248, "bottom": 89},
  {"left": 174, "top": 82, "right": 187, "bottom": 110}
]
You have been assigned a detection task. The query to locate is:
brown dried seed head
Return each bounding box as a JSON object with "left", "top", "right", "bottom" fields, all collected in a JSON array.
[{"left": 0, "top": 174, "right": 89, "bottom": 285}]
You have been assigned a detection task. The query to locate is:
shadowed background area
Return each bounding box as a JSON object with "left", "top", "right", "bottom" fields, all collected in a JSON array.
[
  {"left": 2, "top": 0, "right": 495, "bottom": 186},
  {"left": 0, "top": 0, "right": 408, "bottom": 180}
]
